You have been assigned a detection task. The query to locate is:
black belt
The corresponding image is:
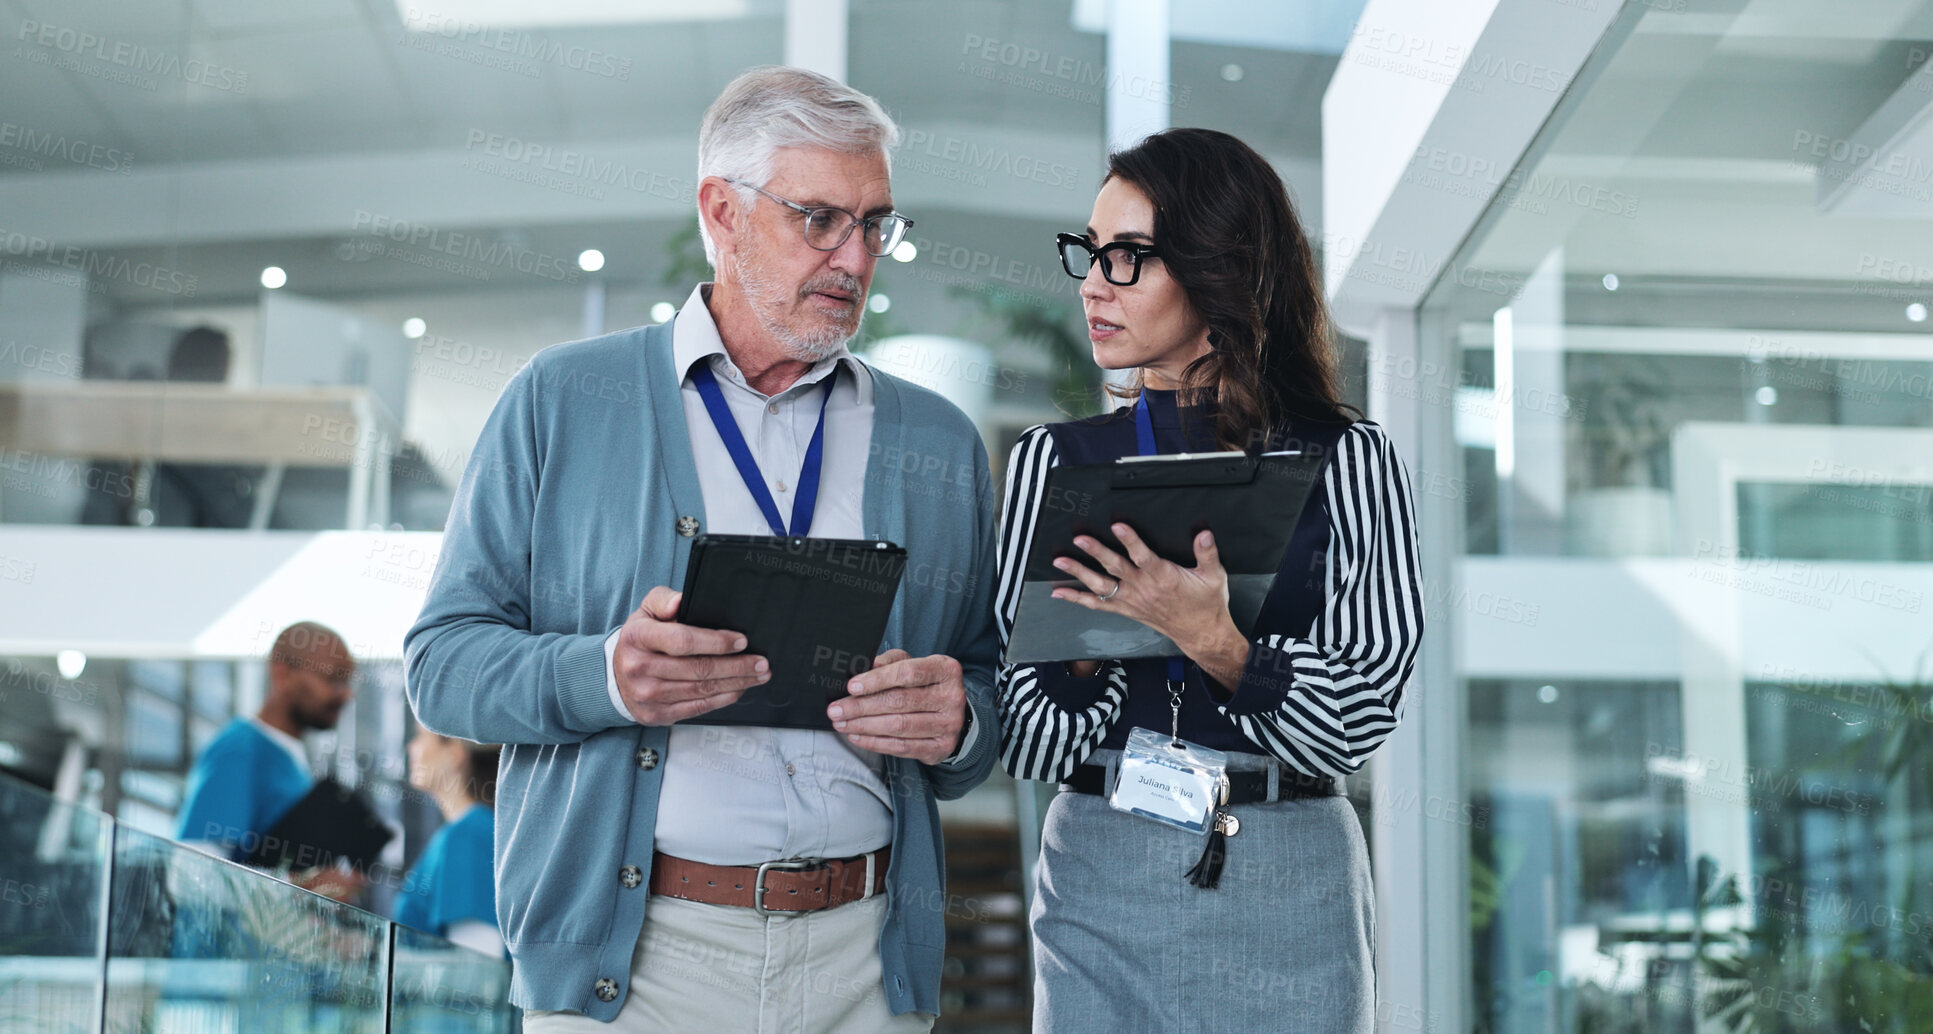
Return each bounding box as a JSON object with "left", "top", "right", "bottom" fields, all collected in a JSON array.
[{"left": 1059, "top": 763, "right": 1337, "bottom": 804}]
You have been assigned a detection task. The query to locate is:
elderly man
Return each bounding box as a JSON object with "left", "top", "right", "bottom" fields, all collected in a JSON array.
[{"left": 406, "top": 66, "right": 999, "bottom": 1032}]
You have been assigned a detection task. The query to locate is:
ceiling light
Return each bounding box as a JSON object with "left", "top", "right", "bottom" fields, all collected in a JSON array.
[
  {"left": 1602, "top": 273, "right": 1619, "bottom": 291},
  {"left": 1908, "top": 303, "right": 1927, "bottom": 322},
  {"left": 869, "top": 294, "right": 891, "bottom": 314},
  {"left": 396, "top": 0, "right": 769, "bottom": 29},
  {"left": 1221, "top": 64, "right": 1244, "bottom": 82},
  {"left": 891, "top": 241, "right": 917, "bottom": 263},
  {"left": 1755, "top": 386, "right": 1778, "bottom": 406},
  {"left": 402, "top": 318, "right": 427, "bottom": 339},
  {"left": 1537, "top": 684, "right": 1558, "bottom": 704},
  {"left": 577, "top": 249, "right": 605, "bottom": 273},
  {"left": 260, "top": 266, "right": 287, "bottom": 290},
  {"left": 57, "top": 650, "right": 87, "bottom": 680},
  {"left": 650, "top": 302, "right": 676, "bottom": 323}
]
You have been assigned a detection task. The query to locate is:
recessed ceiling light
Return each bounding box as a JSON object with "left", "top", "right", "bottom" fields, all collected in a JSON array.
[
  {"left": 1908, "top": 302, "right": 1927, "bottom": 322},
  {"left": 396, "top": 0, "right": 768, "bottom": 29},
  {"left": 891, "top": 240, "right": 917, "bottom": 263},
  {"left": 868, "top": 294, "right": 891, "bottom": 314},
  {"left": 260, "top": 266, "right": 287, "bottom": 289},
  {"left": 650, "top": 302, "right": 676, "bottom": 323},
  {"left": 57, "top": 650, "right": 87, "bottom": 680},
  {"left": 1602, "top": 273, "right": 1619, "bottom": 291},
  {"left": 1537, "top": 684, "right": 1558, "bottom": 704},
  {"left": 578, "top": 249, "right": 605, "bottom": 273},
  {"left": 1755, "top": 386, "right": 1778, "bottom": 406},
  {"left": 1221, "top": 64, "right": 1244, "bottom": 82},
  {"left": 402, "top": 318, "right": 427, "bottom": 339}
]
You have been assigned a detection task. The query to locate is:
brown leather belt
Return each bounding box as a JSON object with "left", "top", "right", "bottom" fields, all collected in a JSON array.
[{"left": 649, "top": 848, "right": 890, "bottom": 916}]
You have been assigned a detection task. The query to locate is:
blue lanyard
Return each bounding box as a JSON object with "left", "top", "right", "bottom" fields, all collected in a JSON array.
[
  {"left": 690, "top": 362, "right": 835, "bottom": 537},
  {"left": 1133, "top": 395, "right": 1188, "bottom": 685}
]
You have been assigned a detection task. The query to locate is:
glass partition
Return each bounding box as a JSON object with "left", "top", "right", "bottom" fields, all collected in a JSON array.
[
  {"left": 104, "top": 824, "right": 389, "bottom": 1033},
  {"left": 0, "top": 775, "right": 109, "bottom": 1034},
  {"left": 390, "top": 926, "right": 516, "bottom": 1034},
  {"left": 0, "top": 772, "right": 518, "bottom": 1033},
  {"left": 1421, "top": 3, "right": 1933, "bottom": 1032}
]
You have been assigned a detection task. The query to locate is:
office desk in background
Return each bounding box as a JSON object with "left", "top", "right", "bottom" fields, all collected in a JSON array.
[{"left": 0, "top": 382, "right": 400, "bottom": 530}]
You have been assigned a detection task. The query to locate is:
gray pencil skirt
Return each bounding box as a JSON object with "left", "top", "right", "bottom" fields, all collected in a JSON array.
[{"left": 1029, "top": 758, "right": 1375, "bottom": 1034}]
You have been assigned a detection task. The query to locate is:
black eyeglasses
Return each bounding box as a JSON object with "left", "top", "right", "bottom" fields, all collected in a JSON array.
[
  {"left": 729, "top": 178, "right": 914, "bottom": 258},
  {"left": 1056, "top": 232, "right": 1160, "bottom": 286}
]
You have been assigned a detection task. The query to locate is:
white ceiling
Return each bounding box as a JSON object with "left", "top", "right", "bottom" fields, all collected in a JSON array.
[
  {"left": 1464, "top": 0, "right": 1933, "bottom": 290},
  {"left": 0, "top": 0, "right": 1337, "bottom": 304},
  {"left": 15, "top": 0, "right": 1930, "bottom": 306}
]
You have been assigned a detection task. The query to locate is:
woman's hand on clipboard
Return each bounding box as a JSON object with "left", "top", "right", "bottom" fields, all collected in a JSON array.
[{"left": 1051, "top": 524, "right": 1253, "bottom": 694}]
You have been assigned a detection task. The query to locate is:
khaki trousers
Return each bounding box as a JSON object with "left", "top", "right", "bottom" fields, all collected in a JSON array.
[{"left": 523, "top": 893, "right": 934, "bottom": 1034}]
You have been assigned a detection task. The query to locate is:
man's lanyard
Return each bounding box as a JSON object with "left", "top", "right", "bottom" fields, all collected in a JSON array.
[
  {"left": 1133, "top": 395, "right": 1189, "bottom": 691},
  {"left": 690, "top": 361, "right": 835, "bottom": 537}
]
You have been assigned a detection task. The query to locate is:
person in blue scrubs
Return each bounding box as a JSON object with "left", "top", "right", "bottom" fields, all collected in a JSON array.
[
  {"left": 397, "top": 725, "right": 502, "bottom": 956},
  {"left": 174, "top": 620, "right": 362, "bottom": 901}
]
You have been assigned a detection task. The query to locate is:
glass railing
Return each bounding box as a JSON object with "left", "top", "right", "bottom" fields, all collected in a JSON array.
[{"left": 0, "top": 771, "right": 516, "bottom": 1033}]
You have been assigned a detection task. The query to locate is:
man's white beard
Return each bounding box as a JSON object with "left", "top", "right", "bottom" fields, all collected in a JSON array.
[{"left": 733, "top": 237, "right": 864, "bottom": 363}]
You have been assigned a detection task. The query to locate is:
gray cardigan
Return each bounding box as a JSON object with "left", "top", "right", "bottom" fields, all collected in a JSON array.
[{"left": 404, "top": 317, "right": 1000, "bottom": 1019}]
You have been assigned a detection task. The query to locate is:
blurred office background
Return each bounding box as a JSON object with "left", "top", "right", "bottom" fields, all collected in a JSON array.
[{"left": 3, "top": 0, "right": 1932, "bottom": 1031}]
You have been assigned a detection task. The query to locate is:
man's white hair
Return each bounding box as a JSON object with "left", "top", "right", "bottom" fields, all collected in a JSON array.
[{"left": 696, "top": 65, "right": 901, "bottom": 266}]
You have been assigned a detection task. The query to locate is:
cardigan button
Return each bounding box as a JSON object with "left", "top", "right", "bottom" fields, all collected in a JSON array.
[
  {"left": 636, "top": 747, "right": 659, "bottom": 771},
  {"left": 676, "top": 515, "right": 700, "bottom": 538},
  {"left": 594, "top": 978, "right": 618, "bottom": 1002},
  {"left": 619, "top": 865, "right": 643, "bottom": 889}
]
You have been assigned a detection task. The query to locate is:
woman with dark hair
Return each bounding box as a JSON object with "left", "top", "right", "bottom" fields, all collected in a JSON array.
[
  {"left": 995, "top": 128, "right": 1424, "bottom": 1032},
  {"left": 398, "top": 727, "right": 504, "bottom": 957}
]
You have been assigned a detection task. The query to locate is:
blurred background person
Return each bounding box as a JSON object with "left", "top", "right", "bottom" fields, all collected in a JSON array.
[
  {"left": 396, "top": 726, "right": 503, "bottom": 957},
  {"left": 174, "top": 620, "right": 365, "bottom": 901}
]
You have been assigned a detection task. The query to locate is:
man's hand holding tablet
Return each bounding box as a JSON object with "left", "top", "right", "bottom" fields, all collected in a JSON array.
[
  {"left": 612, "top": 586, "right": 773, "bottom": 726},
  {"left": 830, "top": 648, "right": 968, "bottom": 765}
]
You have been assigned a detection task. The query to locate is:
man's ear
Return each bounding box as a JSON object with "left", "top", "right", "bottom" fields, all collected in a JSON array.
[{"left": 697, "top": 176, "right": 743, "bottom": 263}]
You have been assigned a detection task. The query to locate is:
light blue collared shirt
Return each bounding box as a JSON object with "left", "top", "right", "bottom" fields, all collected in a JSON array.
[{"left": 602, "top": 283, "right": 973, "bottom": 865}]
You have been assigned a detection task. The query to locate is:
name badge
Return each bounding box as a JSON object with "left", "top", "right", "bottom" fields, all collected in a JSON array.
[{"left": 1107, "top": 727, "right": 1228, "bottom": 836}]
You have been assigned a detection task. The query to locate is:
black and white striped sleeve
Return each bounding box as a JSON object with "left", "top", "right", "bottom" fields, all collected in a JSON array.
[
  {"left": 993, "top": 425, "right": 1130, "bottom": 783},
  {"left": 1212, "top": 421, "right": 1424, "bottom": 777}
]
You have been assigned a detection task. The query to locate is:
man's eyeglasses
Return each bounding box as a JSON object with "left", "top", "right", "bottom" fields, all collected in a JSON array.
[
  {"left": 1055, "top": 233, "right": 1161, "bottom": 286},
  {"left": 729, "top": 179, "right": 914, "bottom": 258}
]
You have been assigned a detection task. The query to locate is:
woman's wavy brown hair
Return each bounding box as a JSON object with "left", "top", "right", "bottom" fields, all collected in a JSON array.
[{"left": 1103, "top": 128, "right": 1357, "bottom": 450}]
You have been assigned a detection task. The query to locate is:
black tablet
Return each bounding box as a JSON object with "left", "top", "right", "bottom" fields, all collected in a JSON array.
[
  {"left": 1005, "top": 451, "right": 1327, "bottom": 663},
  {"left": 246, "top": 777, "right": 394, "bottom": 873},
  {"left": 676, "top": 534, "right": 908, "bottom": 730}
]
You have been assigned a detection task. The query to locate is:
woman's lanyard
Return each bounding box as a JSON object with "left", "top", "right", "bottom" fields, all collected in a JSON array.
[
  {"left": 1133, "top": 394, "right": 1189, "bottom": 736},
  {"left": 1123, "top": 392, "right": 1242, "bottom": 888},
  {"left": 690, "top": 361, "right": 835, "bottom": 537}
]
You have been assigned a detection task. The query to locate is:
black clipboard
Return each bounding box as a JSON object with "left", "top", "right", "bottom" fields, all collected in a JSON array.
[
  {"left": 245, "top": 777, "right": 394, "bottom": 873},
  {"left": 677, "top": 534, "right": 908, "bottom": 730},
  {"left": 1005, "top": 450, "right": 1327, "bottom": 663}
]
